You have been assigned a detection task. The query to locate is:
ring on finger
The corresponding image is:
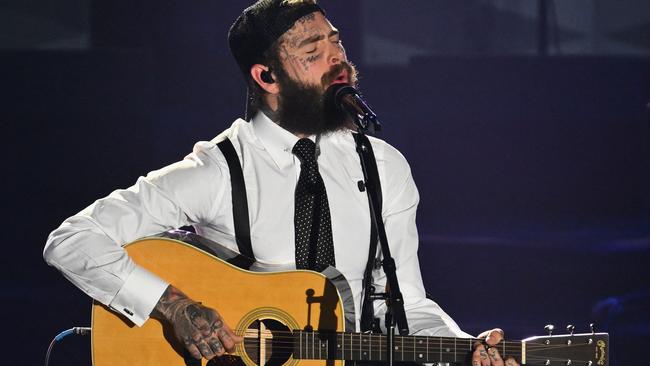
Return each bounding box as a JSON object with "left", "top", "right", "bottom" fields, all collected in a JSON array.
[{"left": 209, "top": 338, "right": 224, "bottom": 354}]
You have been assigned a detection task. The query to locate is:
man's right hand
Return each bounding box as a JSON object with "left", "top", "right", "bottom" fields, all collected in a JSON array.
[{"left": 150, "top": 285, "right": 244, "bottom": 360}]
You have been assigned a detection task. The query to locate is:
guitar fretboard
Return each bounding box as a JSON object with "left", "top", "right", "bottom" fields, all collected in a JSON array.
[{"left": 293, "top": 331, "right": 518, "bottom": 363}]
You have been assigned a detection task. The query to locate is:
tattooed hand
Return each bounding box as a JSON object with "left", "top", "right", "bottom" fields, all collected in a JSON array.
[
  {"left": 470, "top": 328, "right": 520, "bottom": 366},
  {"left": 150, "top": 285, "right": 244, "bottom": 360}
]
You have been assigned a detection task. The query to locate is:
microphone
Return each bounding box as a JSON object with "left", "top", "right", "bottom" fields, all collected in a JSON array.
[{"left": 328, "top": 84, "right": 381, "bottom": 132}]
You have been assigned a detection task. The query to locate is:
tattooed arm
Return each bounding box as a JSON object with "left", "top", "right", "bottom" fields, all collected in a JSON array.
[{"left": 150, "top": 285, "right": 243, "bottom": 360}]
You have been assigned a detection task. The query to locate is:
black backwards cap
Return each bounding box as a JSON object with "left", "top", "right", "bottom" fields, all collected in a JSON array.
[{"left": 228, "top": 0, "right": 325, "bottom": 119}]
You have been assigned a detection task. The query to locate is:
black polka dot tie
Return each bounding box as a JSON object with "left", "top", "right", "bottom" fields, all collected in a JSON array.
[{"left": 293, "top": 138, "right": 335, "bottom": 272}]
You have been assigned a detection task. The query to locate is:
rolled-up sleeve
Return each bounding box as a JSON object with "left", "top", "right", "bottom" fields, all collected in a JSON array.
[{"left": 43, "top": 148, "right": 227, "bottom": 326}]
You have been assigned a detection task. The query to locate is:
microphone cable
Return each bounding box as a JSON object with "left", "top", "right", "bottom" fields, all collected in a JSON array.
[{"left": 44, "top": 326, "right": 91, "bottom": 366}]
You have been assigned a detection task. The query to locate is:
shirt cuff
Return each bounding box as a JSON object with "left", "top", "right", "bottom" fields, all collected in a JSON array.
[{"left": 108, "top": 265, "right": 169, "bottom": 327}]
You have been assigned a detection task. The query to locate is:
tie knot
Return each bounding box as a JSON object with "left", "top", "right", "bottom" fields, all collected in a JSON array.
[{"left": 292, "top": 138, "right": 317, "bottom": 163}]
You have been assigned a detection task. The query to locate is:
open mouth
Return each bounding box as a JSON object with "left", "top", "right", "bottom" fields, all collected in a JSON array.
[{"left": 332, "top": 70, "right": 349, "bottom": 85}]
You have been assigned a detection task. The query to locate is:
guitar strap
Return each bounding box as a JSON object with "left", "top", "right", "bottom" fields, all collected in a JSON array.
[
  {"left": 217, "top": 133, "right": 382, "bottom": 332},
  {"left": 216, "top": 138, "right": 255, "bottom": 269}
]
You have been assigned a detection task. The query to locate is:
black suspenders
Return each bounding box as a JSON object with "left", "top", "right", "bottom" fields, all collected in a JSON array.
[
  {"left": 217, "top": 135, "right": 382, "bottom": 331},
  {"left": 216, "top": 139, "right": 254, "bottom": 268}
]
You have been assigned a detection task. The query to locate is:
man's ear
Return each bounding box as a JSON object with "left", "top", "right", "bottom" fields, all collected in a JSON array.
[{"left": 251, "top": 64, "right": 280, "bottom": 94}]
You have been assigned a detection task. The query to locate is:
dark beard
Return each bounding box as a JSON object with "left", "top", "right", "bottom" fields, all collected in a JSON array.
[{"left": 274, "top": 62, "right": 357, "bottom": 136}]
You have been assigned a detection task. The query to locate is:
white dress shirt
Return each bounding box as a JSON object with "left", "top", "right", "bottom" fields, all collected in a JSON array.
[{"left": 44, "top": 112, "right": 470, "bottom": 338}]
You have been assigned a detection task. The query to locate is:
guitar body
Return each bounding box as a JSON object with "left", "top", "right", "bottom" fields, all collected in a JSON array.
[{"left": 91, "top": 231, "right": 352, "bottom": 366}]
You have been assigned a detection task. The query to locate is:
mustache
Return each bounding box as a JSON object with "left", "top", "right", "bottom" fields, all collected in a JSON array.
[{"left": 320, "top": 61, "right": 357, "bottom": 88}]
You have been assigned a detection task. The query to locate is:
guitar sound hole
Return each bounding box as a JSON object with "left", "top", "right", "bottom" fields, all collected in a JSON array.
[{"left": 244, "top": 319, "right": 293, "bottom": 366}]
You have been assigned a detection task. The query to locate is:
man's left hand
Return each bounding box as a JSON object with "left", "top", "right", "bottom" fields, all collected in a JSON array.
[{"left": 471, "top": 328, "right": 520, "bottom": 366}]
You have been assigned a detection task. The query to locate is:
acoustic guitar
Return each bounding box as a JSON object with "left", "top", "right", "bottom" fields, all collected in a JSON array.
[{"left": 91, "top": 230, "right": 609, "bottom": 366}]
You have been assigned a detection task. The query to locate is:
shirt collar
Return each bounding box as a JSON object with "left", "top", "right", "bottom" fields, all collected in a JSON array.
[{"left": 251, "top": 111, "right": 317, "bottom": 170}]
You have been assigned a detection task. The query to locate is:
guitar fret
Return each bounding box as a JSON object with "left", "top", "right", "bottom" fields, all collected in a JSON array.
[
  {"left": 325, "top": 333, "right": 328, "bottom": 359},
  {"left": 358, "top": 332, "right": 363, "bottom": 360},
  {"left": 412, "top": 336, "right": 419, "bottom": 362},
  {"left": 359, "top": 333, "right": 363, "bottom": 359},
  {"left": 439, "top": 335, "right": 442, "bottom": 362},
  {"left": 412, "top": 335, "right": 415, "bottom": 361},
  {"left": 303, "top": 332, "right": 309, "bottom": 359},
  {"left": 454, "top": 336, "right": 457, "bottom": 363},
  {"left": 425, "top": 337, "right": 429, "bottom": 361}
]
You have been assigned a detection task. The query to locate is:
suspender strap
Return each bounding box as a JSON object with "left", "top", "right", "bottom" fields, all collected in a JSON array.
[
  {"left": 217, "top": 132, "right": 382, "bottom": 330},
  {"left": 353, "top": 132, "right": 383, "bottom": 333},
  {"left": 217, "top": 138, "right": 255, "bottom": 266}
]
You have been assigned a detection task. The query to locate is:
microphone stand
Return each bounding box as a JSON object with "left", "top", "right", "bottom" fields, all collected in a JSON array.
[{"left": 350, "top": 110, "right": 409, "bottom": 366}]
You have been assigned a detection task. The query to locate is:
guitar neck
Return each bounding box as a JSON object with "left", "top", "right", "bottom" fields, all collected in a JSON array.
[{"left": 293, "top": 331, "right": 520, "bottom": 363}]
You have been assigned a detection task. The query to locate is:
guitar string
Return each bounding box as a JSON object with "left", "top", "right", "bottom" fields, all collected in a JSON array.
[
  {"left": 239, "top": 341, "right": 584, "bottom": 354},
  {"left": 241, "top": 341, "right": 591, "bottom": 363},
  {"left": 237, "top": 336, "right": 583, "bottom": 355},
  {"left": 234, "top": 330, "right": 589, "bottom": 351},
  {"left": 235, "top": 330, "right": 588, "bottom": 348},
  {"left": 240, "top": 341, "right": 572, "bottom": 353},
  {"left": 240, "top": 347, "right": 593, "bottom": 364},
  {"left": 240, "top": 346, "right": 590, "bottom": 364}
]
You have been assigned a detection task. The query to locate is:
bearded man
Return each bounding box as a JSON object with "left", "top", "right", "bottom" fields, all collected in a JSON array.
[{"left": 44, "top": 1, "right": 508, "bottom": 365}]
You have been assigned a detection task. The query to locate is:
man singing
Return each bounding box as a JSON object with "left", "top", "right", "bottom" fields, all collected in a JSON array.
[{"left": 44, "top": 1, "right": 508, "bottom": 365}]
